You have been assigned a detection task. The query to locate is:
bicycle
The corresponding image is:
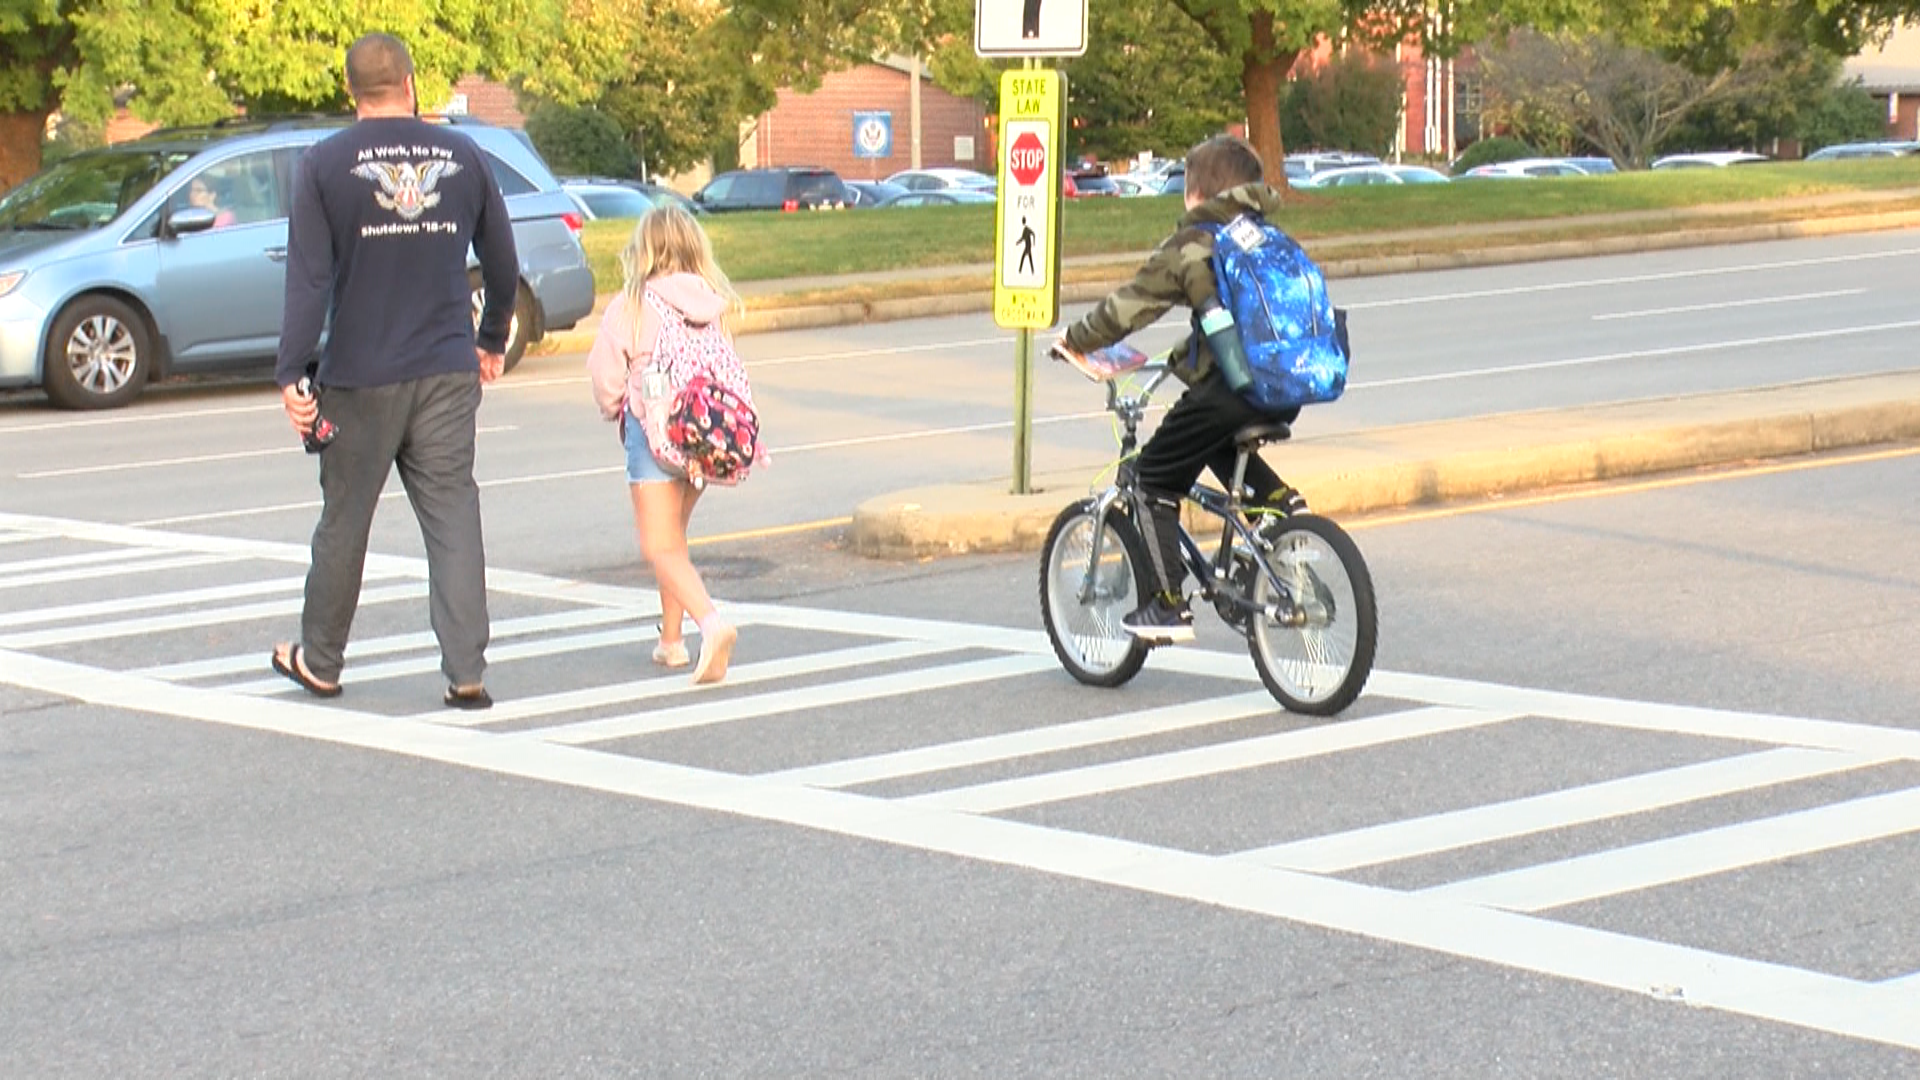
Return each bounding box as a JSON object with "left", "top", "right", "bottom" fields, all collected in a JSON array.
[{"left": 1038, "top": 359, "right": 1378, "bottom": 715}]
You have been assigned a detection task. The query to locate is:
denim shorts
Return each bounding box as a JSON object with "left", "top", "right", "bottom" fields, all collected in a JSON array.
[{"left": 623, "top": 409, "right": 677, "bottom": 485}]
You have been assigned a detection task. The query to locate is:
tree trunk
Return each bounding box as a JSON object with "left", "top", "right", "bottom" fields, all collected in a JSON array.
[
  {"left": 0, "top": 111, "right": 50, "bottom": 190},
  {"left": 1240, "top": 12, "right": 1297, "bottom": 193}
]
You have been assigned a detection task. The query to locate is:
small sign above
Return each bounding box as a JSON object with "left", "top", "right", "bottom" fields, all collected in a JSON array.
[{"left": 975, "top": 0, "right": 1087, "bottom": 58}]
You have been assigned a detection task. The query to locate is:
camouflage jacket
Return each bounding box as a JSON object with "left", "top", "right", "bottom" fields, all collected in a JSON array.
[{"left": 1061, "top": 182, "right": 1287, "bottom": 384}]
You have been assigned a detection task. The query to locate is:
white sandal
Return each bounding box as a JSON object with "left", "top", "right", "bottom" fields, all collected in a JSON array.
[{"left": 652, "top": 640, "right": 690, "bottom": 668}]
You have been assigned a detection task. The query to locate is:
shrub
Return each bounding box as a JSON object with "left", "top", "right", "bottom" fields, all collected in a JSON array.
[
  {"left": 524, "top": 103, "right": 639, "bottom": 179},
  {"left": 1799, "top": 79, "right": 1892, "bottom": 152},
  {"left": 1452, "top": 135, "right": 1536, "bottom": 175}
]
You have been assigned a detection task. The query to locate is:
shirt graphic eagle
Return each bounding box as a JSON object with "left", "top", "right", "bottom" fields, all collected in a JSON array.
[{"left": 350, "top": 160, "right": 463, "bottom": 221}]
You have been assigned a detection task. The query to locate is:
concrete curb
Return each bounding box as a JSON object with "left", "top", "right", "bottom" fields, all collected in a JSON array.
[
  {"left": 532, "top": 206, "right": 1920, "bottom": 356},
  {"left": 848, "top": 372, "right": 1920, "bottom": 559}
]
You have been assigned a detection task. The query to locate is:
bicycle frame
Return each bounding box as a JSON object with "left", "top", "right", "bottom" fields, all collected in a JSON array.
[{"left": 1072, "top": 364, "right": 1303, "bottom": 629}]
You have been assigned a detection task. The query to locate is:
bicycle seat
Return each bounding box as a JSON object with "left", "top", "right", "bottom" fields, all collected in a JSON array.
[{"left": 1234, "top": 421, "right": 1293, "bottom": 450}]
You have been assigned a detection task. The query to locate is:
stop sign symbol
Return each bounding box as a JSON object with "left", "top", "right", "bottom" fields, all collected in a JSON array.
[{"left": 1009, "top": 131, "right": 1046, "bottom": 187}]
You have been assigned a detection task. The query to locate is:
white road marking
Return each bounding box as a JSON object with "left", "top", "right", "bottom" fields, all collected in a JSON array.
[
  {"left": 1350, "top": 318, "right": 1920, "bottom": 391},
  {"left": 906, "top": 706, "right": 1519, "bottom": 814},
  {"left": 139, "top": 605, "right": 647, "bottom": 681},
  {"left": 226, "top": 623, "right": 663, "bottom": 695},
  {"left": 1591, "top": 288, "right": 1867, "bottom": 321},
  {"left": 0, "top": 573, "right": 325, "bottom": 629},
  {"left": 0, "top": 582, "right": 425, "bottom": 650},
  {"left": 0, "top": 546, "right": 217, "bottom": 577},
  {"left": 1234, "top": 747, "right": 1891, "bottom": 873},
  {"left": 1422, "top": 786, "right": 1920, "bottom": 912},
  {"left": 1344, "top": 245, "right": 1920, "bottom": 311},
  {"left": 16, "top": 427, "right": 518, "bottom": 480},
  {"left": 766, "top": 690, "right": 1280, "bottom": 789},
  {"left": 0, "top": 552, "right": 242, "bottom": 592},
  {"left": 3, "top": 645, "right": 1917, "bottom": 1051},
  {"left": 433, "top": 638, "right": 959, "bottom": 726},
  {"left": 531, "top": 654, "right": 1056, "bottom": 746}
]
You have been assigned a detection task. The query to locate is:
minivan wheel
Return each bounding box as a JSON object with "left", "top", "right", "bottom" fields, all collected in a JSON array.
[
  {"left": 42, "top": 296, "right": 152, "bottom": 410},
  {"left": 470, "top": 272, "right": 535, "bottom": 373}
]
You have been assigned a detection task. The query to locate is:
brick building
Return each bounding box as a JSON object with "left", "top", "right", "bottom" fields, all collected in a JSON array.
[
  {"left": 741, "top": 57, "right": 992, "bottom": 181},
  {"left": 1845, "top": 24, "right": 1920, "bottom": 140}
]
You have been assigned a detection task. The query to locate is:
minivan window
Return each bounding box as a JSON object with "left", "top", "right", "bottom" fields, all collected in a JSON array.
[
  {"left": 737, "top": 173, "right": 784, "bottom": 203},
  {"left": 0, "top": 149, "right": 194, "bottom": 232},
  {"left": 701, "top": 174, "right": 736, "bottom": 201},
  {"left": 481, "top": 151, "right": 536, "bottom": 197},
  {"left": 790, "top": 173, "right": 843, "bottom": 202}
]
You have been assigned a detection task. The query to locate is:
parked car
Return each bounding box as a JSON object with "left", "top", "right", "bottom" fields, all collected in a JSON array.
[
  {"left": 1566, "top": 156, "right": 1619, "bottom": 175},
  {"left": 0, "top": 115, "right": 594, "bottom": 409},
  {"left": 1805, "top": 140, "right": 1920, "bottom": 161},
  {"left": 562, "top": 180, "right": 656, "bottom": 221},
  {"left": 1302, "top": 164, "right": 1450, "bottom": 187},
  {"left": 884, "top": 167, "right": 996, "bottom": 193},
  {"left": 692, "top": 168, "right": 850, "bottom": 213},
  {"left": 876, "top": 190, "right": 997, "bottom": 208},
  {"left": 1070, "top": 172, "right": 1120, "bottom": 197},
  {"left": 1284, "top": 152, "right": 1383, "bottom": 182},
  {"left": 1651, "top": 151, "right": 1768, "bottom": 169},
  {"left": 1458, "top": 157, "right": 1593, "bottom": 179},
  {"left": 1158, "top": 164, "right": 1185, "bottom": 196},
  {"left": 845, "top": 179, "right": 910, "bottom": 207},
  {"left": 1108, "top": 175, "right": 1156, "bottom": 197}
]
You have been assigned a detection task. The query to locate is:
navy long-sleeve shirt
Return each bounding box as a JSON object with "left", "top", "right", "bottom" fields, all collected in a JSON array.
[{"left": 275, "top": 117, "right": 518, "bottom": 388}]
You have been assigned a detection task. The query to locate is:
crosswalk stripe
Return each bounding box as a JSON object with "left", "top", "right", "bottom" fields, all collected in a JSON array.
[
  {"left": 1421, "top": 785, "right": 1920, "bottom": 912},
  {"left": 135, "top": 606, "right": 646, "bottom": 680},
  {"left": 226, "top": 624, "right": 663, "bottom": 694},
  {"left": 432, "top": 639, "right": 961, "bottom": 726},
  {"left": 905, "top": 706, "right": 1517, "bottom": 814},
  {"left": 532, "top": 654, "right": 1057, "bottom": 746},
  {"left": 766, "top": 690, "right": 1280, "bottom": 789},
  {"left": 0, "top": 546, "right": 208, "bottom": 577},
  {"left": 0, "top": 552, "right": 243, "bottom": 592},
  {"left": 0, "top": 582, "right": 426, "bottom": 650},
  {"left": 0, "top": 570, "right": 400, "bottom": 631},
  {"left": 1234, "top": 746, "right": 1892, "bottom": 873}
]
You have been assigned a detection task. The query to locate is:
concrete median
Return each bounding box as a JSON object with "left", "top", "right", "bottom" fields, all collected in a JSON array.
[{"left": 849, "top": 370, "right": 1920, "bottom": 559}]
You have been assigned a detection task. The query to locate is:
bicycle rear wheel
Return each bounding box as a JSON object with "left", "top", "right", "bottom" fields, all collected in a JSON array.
[
  {"left": 1040, "top": 498, "right": 1151, "bottom": 687},
  {"left": 1247, "top": 515, "right": 1377, "bottom": 715}
]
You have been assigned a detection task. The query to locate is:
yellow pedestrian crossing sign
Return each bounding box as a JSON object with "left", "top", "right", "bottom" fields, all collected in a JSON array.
[{"left": 993, "top": 70, "right": 1065, "bottom": 330}]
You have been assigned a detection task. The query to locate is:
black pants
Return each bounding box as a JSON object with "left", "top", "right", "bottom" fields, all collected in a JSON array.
[{"left": 1137, "top": 374, "right": 1298, "bottom": 502}]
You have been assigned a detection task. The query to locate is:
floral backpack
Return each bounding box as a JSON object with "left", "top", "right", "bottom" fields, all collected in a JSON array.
[{"left": 638, "top": 287, "right": 762, "bottom": 487}]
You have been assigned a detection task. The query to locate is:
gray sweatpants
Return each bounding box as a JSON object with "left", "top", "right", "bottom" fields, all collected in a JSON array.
[{"left": 300, "top": 370, "right": 489, "bottom": 687}]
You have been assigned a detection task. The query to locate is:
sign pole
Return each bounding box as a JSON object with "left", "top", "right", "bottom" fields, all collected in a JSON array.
[{"left": 1011, "top": 55, "right": 1038, "bottom": 496}]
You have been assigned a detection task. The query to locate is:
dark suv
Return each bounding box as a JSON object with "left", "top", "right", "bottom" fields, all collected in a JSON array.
[
  {"left": 0, "top": 114, "right": 594, "bottom": 409},
  {"left": 692, "top": 168, "right": 850, "bottom": 213}
]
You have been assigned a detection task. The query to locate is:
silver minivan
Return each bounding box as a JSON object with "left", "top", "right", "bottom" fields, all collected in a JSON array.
[{"left": 0, "top": 116, "right": 596, "bottom": 409}]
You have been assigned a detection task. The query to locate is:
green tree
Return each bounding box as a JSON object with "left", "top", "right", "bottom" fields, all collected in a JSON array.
[
  {"left": 525, "top": 102, "right": 639, "bottom": 177},
  {"left": 1281, "top": 51, "right": 1404, "bottom": 156},
  {"left": 0, "top": 0, "right": 543, "bottom": 188},
  {"left": 1060, "top": 2, "right": 1240, "bottom": 162},
  {"left": 1798, "top": 77, "right": 1894, "bottom": 151}
]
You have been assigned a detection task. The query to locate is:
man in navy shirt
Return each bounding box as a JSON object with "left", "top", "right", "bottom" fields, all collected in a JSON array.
[{"left": 271, "top": 32, "right": 518, "bottom": 711}]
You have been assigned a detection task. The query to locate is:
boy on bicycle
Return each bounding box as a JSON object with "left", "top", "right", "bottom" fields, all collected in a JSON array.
[{"left": 1052, "top": 135, "right": 1306, "bottom": 644}]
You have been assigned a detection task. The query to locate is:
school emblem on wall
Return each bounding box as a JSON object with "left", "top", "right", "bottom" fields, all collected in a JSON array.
[{"left": 351, "top": 160, "right": 463, "bottom": 221}]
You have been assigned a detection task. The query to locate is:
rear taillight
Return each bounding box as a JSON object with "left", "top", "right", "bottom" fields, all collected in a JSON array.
[
  {"left": 781, "top": 199, "right": 798, "bottom": 212},
  {"left": 562, "top": 211, "right": 585, "bottom": 234}
]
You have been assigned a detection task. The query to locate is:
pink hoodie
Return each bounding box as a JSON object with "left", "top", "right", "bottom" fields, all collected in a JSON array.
[{"left": 587, "top": 272, "right": 731, "bottom": 422}]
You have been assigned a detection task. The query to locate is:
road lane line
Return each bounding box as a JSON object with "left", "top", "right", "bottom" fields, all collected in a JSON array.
[
  {"left": 905, "top": 706, "right": 1518, "bottom": 814},
  {"left": 765, "top": 690, "right": 1280, "bottom": 789},
  {"left": 432, "top": 638, "right": 959, "bottom": 726},
  {"left": 7, "top": 648, "right": 1914, "bottom": 1049},
  {"left": 1591, "top": 288, "right": 1866, "bottom": 321},
  {"left": 1344, "top": 245, "right": 1920, "bottom": 311},
  {"left": 1352, "top": 318, "right": 1920, "bottom": 390},
  {"left": 0, "top": 572, "right": 351, "bottom": 629},
  {"left": 1234, "top": 747, "right": 1891, "bottom": 873},
  {"left": 0, "top": 582, "right": 425, "bottom": 650},
  {"left": 17, "top": 426, "right": 517, "bottom": 479},
  {"left": 1421, "top": 786, "right": 1920, "bottom": 912},
  {"left": 225, "top": 623, "right": 662, "bottom": 694},
  {"left": 138, "top": 605, "right": 643, "bottom": 680},
  {"left": 0, "top": 547, "right": 207, "bottom": 577},
  {"left": 530, "top": 654, "right": 1055, "bottom": 746}
]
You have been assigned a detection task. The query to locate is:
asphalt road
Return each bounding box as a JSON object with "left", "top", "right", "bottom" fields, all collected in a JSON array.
[{"left": 3, "top": 233, "right": 1919, "bottom": 1075}]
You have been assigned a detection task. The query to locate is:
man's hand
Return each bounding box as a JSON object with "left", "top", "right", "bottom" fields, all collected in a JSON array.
[
  {"left": 281, "top": 382, "right": 317, "bottom": 436},
  {"left": 477, "top": 348, "right": 505, "bottom": 385}
]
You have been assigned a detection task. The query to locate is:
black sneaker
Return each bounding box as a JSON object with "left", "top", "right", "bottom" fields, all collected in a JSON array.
[{"left": 1123, "top": 592, "right": 1195, "bottom": 643}]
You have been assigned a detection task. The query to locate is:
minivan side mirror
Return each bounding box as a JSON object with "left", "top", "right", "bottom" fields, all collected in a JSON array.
[{"left": 165, "top": 207, "right": 219, "bottom": 237}]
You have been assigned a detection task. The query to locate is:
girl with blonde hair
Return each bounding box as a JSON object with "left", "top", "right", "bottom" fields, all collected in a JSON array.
[{"left": 587, "top": 205, "right": 746, "bottom": 684}]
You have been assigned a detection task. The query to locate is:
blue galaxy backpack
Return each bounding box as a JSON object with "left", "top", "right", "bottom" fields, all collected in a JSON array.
[{"left": 1199, "top": 214, "right": 1350, "bottom": 412}]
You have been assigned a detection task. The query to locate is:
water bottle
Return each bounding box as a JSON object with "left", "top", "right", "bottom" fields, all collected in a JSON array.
[{"left": 1197, "top": 296, "right": 1253, "bottom": 394}]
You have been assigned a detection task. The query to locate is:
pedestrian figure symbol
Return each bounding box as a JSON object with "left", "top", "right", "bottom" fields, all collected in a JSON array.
[
  {"left": 1017, "top": 217, "right": 1037, "bottom": 274},
  {"left": 1022, "top": 0, "right": 1042, "bottom": 38}
]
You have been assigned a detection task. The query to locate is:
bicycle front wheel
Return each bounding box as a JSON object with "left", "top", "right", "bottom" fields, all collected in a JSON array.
[
  {"left": 1247, "top": 514, "right": 1377, "bottom": 715},
  {"left": 1040, "top": 498, "right": 1151, "bottom": 687}
]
